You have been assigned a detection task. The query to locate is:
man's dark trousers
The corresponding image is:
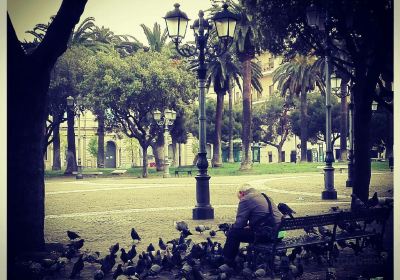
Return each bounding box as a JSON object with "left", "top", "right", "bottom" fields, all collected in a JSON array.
[{"left": 223, "top": 228, "right": 255, "bottom": 263}]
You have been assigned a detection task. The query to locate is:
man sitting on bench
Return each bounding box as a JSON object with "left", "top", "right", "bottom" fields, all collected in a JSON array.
[{"left": 222, "top": 184, "right": 283, "bottom": 268}]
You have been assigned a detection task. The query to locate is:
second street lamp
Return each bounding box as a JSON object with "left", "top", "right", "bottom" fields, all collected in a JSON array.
[
  {"left": 307, "top": 4, "right": 337, "bottom": 199},
  {"left": 154, "top": 109, "right": 176, "bottom": 178},
  {"left": 66, "top": 95, "right": 83, "bottom": 179},
  {"left": 164, "top": 3, "right": 239, "bottom": 220}
]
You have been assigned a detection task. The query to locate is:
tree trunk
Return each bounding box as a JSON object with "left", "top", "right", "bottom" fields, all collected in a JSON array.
[
  {"left": 152, "top": 132, "right": 165, "bottom": 171},
  {"left": 52, "top": 122, "right": 61, "bottom": 170},
  {"left": 64, "top": 107, "right": 77, "bottom": 174},
  {"left": 212, "top": 92, "right": 224, "bottom": 167},
  {"left": 240, "top": 55, "right": 253, "bottom": 170},
  {"left": 171, "top": 139, "right": 177, "bottom": 167},
  {"left": 97, "top": 112, "right": 105, "bottom": 168},
  {"left": 300, "top": 91, "right": 308, "bottom": 161},
  {"left": 353, "top": 78, "right": 373, "bottom": 202},
  {"left": 7, "top": 0, "right": 87, "bottom": 266},
  {"left": 277, "top": 145, "right": 283, "bottom": 163},
  {"left": 385, "top": 111, "right": 393, "bottom": 160},
  {"left": 142, "top": 144, "right": 148, "bottom": 178},
  {"left": 228, "top": 84, "right": 234, "bottom": 163},
  {"left": 339, "top": 79, "right": 348, "bottom": 161},
  {"left": 178, "top": 143, "right": 182, "bottom": 166}
]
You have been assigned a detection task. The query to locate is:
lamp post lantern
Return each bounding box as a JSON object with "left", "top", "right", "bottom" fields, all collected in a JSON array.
[
  {"left": 307, "top": 4, "right": 337, "bottom": 199},
  {"left": 164, "top": 3, "right": 239, "bottom": 219},
  {"left": 154, "top": 109, "right": 176, "bottom": 178},
  {"left": 66, "top": 95, "right": 83, "bottom": 179}
]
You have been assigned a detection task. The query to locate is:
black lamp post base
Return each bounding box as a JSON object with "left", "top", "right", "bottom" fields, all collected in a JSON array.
[
  {"left": 193, "top": 206, "right": 214, "bottom": 220},
  {"left": 322, "top": 190, "right": 337, "bottom": 199}
]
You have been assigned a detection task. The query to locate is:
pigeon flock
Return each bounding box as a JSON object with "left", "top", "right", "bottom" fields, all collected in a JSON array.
[{"left": 12, "top": 192, "right": 392, "bottom": 280}]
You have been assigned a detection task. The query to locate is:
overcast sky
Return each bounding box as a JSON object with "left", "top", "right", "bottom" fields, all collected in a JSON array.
[{"left": 8, "top": 0, "right": 211, "bottom": 44}]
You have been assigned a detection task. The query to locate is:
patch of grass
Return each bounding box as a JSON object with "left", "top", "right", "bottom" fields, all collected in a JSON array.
[{"left": 45, "top": 161, "right": 391, "bottom": 178}]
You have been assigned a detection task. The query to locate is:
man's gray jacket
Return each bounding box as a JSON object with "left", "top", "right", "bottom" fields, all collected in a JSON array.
[{"left": 232, "top": 188, "right": 283, "bottom": 229}]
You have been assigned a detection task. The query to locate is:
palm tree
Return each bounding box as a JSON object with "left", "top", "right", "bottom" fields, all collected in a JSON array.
[
  {"left": 273, "top": 55, "right": 320, "bottom": 162},
  {"left": 206, "top": 52, "right": 241, "bottom": 167},
  {"left": 139, "top": 22, "right": 168, "bottom": 52},
  {"left": 214, "top": 0, "right": 261, "bottom": 170}
]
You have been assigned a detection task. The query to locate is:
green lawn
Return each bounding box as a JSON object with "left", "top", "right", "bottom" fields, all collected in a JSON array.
[{"left": 44, "top": 161, "right": 391, "bottom": 178}]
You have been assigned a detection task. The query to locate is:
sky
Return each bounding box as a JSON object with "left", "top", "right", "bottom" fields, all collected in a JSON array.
[{"left": 7, "top": 0, "right": 212, "bottom": 44}]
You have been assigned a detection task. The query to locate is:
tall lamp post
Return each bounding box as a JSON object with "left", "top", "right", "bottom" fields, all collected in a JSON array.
[
  {"left": 154, "top": 109, "right": 176, "bottom": 178},
  {"left": 307, "top": 4, "right": 337, "bottom": 199},
  {"left": 346, "top": 85, "right": 355, "bottom": 187},
  {"left": 66, "top": 96, "right": 83, "bottom": 179},
  {"left": 164, "top": 3, "right": 239, "bottom": 219}
]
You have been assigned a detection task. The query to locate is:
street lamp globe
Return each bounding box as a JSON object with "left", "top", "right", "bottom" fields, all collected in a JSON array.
[
  {"left": 165, "top": 109, "right": 173, "bottom": 120},
  {"left": 192, "top": 11, "right": 211, "bottom": 36},
  {"left": 330, "top": 73, "right": 342, "bottom": 93},
  {"left": 306, "top": 4, "right": 320, "bottom": 28},
  {"left": 371, "top": 100, "right": 378, "bottom": 111},
  {"left": 164, "top": 3, "right": 190, "bottom": 43},
  {"left": 66, "top": 95, "right": 74, "bottom": 108},
  {"left": 171, "top": 110, "right": 177, "bottom": 121},
  {"left": 212, "top": 3, "right": 239, "bottom": 39},
  {"left": 153, "top": 109, "right": 162, "bottom": 121}
]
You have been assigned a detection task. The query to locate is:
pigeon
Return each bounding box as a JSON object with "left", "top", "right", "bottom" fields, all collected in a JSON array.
[
  {"left": 159, "top": 238, "right": 167, "bottom": 250},
  {"left": 68, "top": 239, "right": 85, "bottom": 250},
  {"left": 69, "top": 254, "right": 84, "bottom": 279},
  {"left": 351, "top": 194, "right": 366, "bottom": 209},
  {"left": 109, "top": 242, "right": 119, "bottom": 255},
  {"left": 83, "top": 251, "right": 100, "bottom": 263},
  {"left": 120, "top": 248, "right": 129, "bottom": 264},
  {"left": 131, "top": 227, "right": 141, "bottom": 242},
  {"left": 209, "top": 230, "right": 217, "bottom": 237},
  {"left": 217, "top": 223, "right": 231, "bottom": 234},
  {"left": 127, "top": 244, "right": 137, "bottom": 260},
  {"left": 67, "top": 230, "right": 80, "bottom": 240},
  {"left": 175, "top": 221, "right": 190, "bottom": 232},
  {"left": 318, "top": 226, "right": 333, "bottom": 238},
  {"left": 112, "top": 264, "right": 123, "bottom": 279},
  {"left": 147, "top": 243, "right": 155, "bottom": 252},
  {"left": 100, "top": 254, "right": 116, "bottom": 274},
  {"left": 348, "top": 241, "right": 363, "bottom": 255},
  {"left": 367, "top": 192, "right": 379, "bottom": 208},
  {"left": 304, "top": 226, "right": 318, "bottom": 235},
  {"left": 278, "top": 203, "right": 296, "bottom": 218},
  {"left": 195, "top": 225, "right": 210, "bottom": 234}
]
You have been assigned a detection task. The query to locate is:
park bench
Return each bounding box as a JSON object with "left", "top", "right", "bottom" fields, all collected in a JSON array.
[
  {"left": 174, "top": 165, "right": 195, "bottom": 177},
  {"left": 72, "top": 171, "right": 103, "bottom": 177},
  {"left": 250, "top": 207, "right": 391, "bottom": 276},
  {"left": 316, "top": 165, "right": 348, "bottom": 173},
  {"left": 111, "top": 169, "right": 127, "bottom": 175}
]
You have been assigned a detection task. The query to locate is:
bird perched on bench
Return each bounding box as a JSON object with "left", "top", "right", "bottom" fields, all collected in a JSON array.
[
  {"left": 351, "top": 194, "right": 367, "bottom": 209},
  {"left": 278, "top": 203, "right": 296, "bottom": 218},
  {"left": 367, "top": 192, "right": 379, "bottom": 208}
]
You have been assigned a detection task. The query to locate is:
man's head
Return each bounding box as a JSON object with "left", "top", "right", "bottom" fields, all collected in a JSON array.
[{"left": 236, "top": 183, "right": 253, "bottom": 200}]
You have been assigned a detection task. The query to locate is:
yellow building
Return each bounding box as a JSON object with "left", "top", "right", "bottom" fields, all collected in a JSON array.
[{"left": 44, "top": 110, "right": 201, "bottom": 170}]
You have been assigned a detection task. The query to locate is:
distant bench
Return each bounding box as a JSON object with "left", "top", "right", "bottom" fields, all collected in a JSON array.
[
  {"left": 111, "top": 169, "right": 127, "bottom": 175},
  {"left": 317, "top": 165, "right": 348, "bottom": 173},
  {"left": 174, "top": 165, "right": 195, "bottom": 177},
  {"left": 72, "top": 171, "right": 103, "bottom": 177}
]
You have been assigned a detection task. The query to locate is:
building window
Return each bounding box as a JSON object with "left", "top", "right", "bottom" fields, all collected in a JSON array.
[
  {"left": 281, "top": 151, "right": 285, "bottom": 162},
  {"left": 268, "top": 151, "right": 273, "bottom": 162}
]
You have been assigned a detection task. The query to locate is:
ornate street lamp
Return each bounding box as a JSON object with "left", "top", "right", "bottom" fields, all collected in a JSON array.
[
  {"left": 66, "top": 95, "right": 83, "bottom": 179},
  {"left": 307, "top": 4, "right": 337, "bottom": 199},
  {"left": 371, "top": 100, "right": 378, "bottom": 111},
  {"left": 164, "top": 3, "right": 239, "bottom": 219},
  {"left": 154, "top": 109, "right": 176, "bottom": 178}
]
